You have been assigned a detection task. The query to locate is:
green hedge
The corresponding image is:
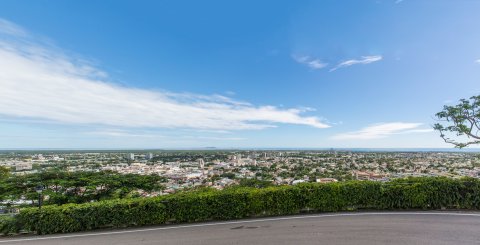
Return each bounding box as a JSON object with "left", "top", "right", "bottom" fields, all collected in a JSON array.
[
  {"left": 0, "top": 215, "right": 20, "bottom": 235},
  {"left": 4, "top": 177, "right": 480, "bottom": 235}
]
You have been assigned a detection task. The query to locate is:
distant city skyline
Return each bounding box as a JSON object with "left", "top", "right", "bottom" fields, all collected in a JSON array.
[{"left": 0, "top": 0, "right": 479, "bottom": 148}]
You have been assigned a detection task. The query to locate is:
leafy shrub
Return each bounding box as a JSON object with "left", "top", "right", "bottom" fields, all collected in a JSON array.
[
  {"left": 8, "top": 177, "right": 480, "bottom": 235},
  {"left": 0, "top": 215, "right": 20, "bottom": 235}
]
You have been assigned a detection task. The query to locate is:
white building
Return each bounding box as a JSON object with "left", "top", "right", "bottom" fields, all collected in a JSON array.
[
  {"left": 127, "top": 153, "right": 135, "bottom": 160},
  {"left": 292, "top": 179, "right": 306, "bottom": 185},
  {"left": 145, "top": 153, "right": 153, "bottom": 160},
  {"left": 15, "top": 162, "right": 32, "bottom": 171},
  {"left": 197, "top": 159, "right": 205, "bottom": 168}
]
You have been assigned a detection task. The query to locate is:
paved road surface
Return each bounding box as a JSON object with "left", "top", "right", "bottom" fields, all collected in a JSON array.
[{"left": 1, "top": 212, "right": 480, "bottom": 245}]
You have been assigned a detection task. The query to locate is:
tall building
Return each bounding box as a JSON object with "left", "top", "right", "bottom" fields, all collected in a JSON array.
[
  {"left": 127, "top": 153, "right": 135, "bottom": 160},
  {"left": 145, "top": 153, "right": 153, "bottom": 160},
  {"left": 197, "top": 158, "right": 205, "bottom": 168}
]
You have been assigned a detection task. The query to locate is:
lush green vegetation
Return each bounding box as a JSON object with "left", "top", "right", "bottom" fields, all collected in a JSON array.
[
  {"left": 0, "top": 170, "right": 166, "bottom": 205},
  {"left": 237, "top": 178, "right": 274, "bottom": 188},
  {"left": 2, "top": 177, "right": 480, "bottom": 235}
]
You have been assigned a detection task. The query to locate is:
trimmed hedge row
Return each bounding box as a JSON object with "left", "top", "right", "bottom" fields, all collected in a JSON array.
[{"left": 3, "top": 177, "right": 480, "bottom": 235}]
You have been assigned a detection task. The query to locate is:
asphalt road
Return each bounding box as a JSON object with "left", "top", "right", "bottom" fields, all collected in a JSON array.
[{"left": 1, "top": 212, "right": 480, "bottom": 245}]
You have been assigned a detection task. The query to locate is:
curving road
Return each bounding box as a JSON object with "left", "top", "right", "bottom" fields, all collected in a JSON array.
[{"left": 1, "top": 212, "right": 480, "bottom": 245}]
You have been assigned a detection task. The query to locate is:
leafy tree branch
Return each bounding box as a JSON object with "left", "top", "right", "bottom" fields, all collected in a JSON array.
[{"left": 434, "top": 95, "right": 480, "bottom": 148}]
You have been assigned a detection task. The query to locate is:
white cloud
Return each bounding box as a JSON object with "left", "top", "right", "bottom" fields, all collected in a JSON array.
[
  {"left": 86, "top": 129, "right": 163, "bottom": 138},
  {"left": 180, "top": 135, "right": 246, "bottom": 141},
  {"left": 475, "top": 59, "right": 480, "bottom": 64},
  {"left": 293, "top": 55, "right": 328, "bottom": 69},
  {"left": 87, "top": 129, "right": 246, "bottom": 141},
  {"left": 401, "top": 128, "right": 434, "bottom": 134},
  {"left": 0, "top": 19, "right": 27, "bottom": 37},
  {"left": 443, "top": 99, "right": 453, "bottom": 104},
  {"left": 330, "top": 55, "right": 382, "bottom": 71},
  {"left": 0, "top": 19, "right": 330, "bottom": 131},
  {"left": 332, "top": 122, "right": 431, "bottom": 140}
]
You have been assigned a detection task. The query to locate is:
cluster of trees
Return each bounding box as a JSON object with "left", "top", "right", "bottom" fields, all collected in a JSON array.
[
  {"left": 149, "top": 151, "right": 229, "bottom": 163},
  {"left": 237, "top": 178, "right": 273, "bottom": 188},
  {"left": 0, "top": 169, "right": 166, "bottom": 206}
]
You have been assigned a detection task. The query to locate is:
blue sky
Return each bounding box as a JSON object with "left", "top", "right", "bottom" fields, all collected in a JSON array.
[{"left": 0, "top": 0, "right": 479, "bottom": 149}]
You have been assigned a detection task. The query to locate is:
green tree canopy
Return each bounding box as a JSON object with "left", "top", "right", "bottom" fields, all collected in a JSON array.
[
  {"left": 238, "top": 178, "right": 273, "bottom": 188},
  {"left": 0, "top": 166, "right": 9, "bottom": 179},
  {"left": 434, "top": 95, "right": 480, "bottom": 148},
  {"left": 0, "top": 170, "right": 167, "bottom": 205}
]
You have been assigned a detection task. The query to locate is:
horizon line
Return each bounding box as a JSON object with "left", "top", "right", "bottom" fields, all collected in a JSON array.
[{"left": 1, "top": 147, "right": 479, "bottom": 152}]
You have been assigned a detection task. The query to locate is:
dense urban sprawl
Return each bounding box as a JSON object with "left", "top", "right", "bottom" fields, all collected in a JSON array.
[{"left": 1, "top": 150, "right": 479, "bottom": 196}]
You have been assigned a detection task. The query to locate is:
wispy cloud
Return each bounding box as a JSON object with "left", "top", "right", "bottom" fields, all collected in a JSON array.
[
  {"left": 86, "top": 129, "right": 164, "bottom": 138},
  {"left": 292, "top": 55, "right": 328, "bottom": 70},
  {"left": 0, "top": 19, "right": 330, "bottom": 131},
  {"left": 443, "top": 99, "right": 453, "bottom": 104},
  {"left": 86, "top": 129, "right": 246, "bottom": 141},
  {"left": 332, "top": 122, "right": 432, "bottom": 140},
  {"left": 395, "top": 0, "right": 404, "bottom": 4},
  {"left": 330, "top": 55, "right": 382, "bottom": 72},
  {"left": 475, "top": 59, "right": 480, "bottom": 64},
  {"left": 0, "top": 19, "right": 27, "bottom": 37},
  {"left": 180, "top": 135, "right": 246, "bottom": 141}
]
